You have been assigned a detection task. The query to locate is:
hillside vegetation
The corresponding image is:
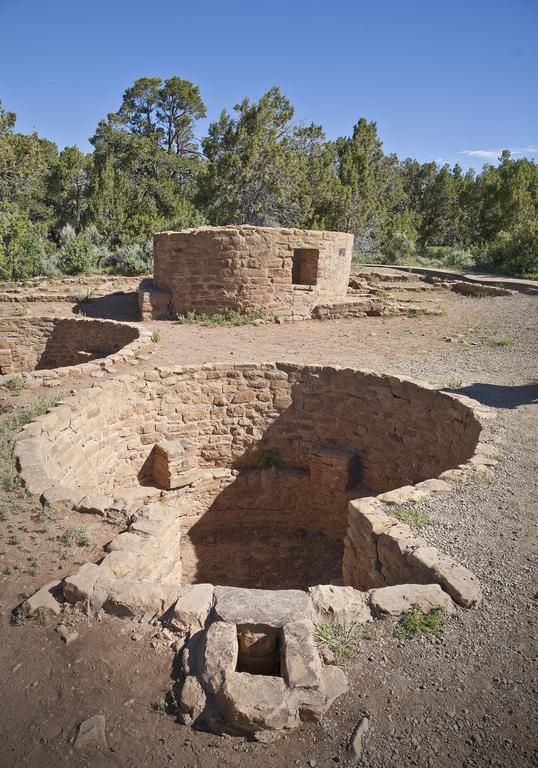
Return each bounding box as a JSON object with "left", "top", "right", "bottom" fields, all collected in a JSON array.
[{"left": 1, "top": 78, "right": 536, "bottom": 280}]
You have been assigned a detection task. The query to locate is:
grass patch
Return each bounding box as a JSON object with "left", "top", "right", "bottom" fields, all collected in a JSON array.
[
  {"left": 484, "top": 335, "right": 513, "bottom": 347},
  {"left": 3, "top": 376, "right": 25, "bottom": 394},
  {"left": 394, "top": 604, "right": 444, "bottom": 639},
  {"left": 315, "top": 623, "right": 359, "bottom": 663},
  {"left": 0, "top": 395, "right": 60, "bottom": 492},
  {"left": 389, "top": 505, "right": 432, "bottom": 528},
  {"left": 9, "top": 303, "right": 29, "bottom": 317},
  {"left": 372, "top": 287, "right": 391, "bottom": 299},
  {"left": 10, "top": 607, "right": 27, "bottom": 626},
  {"left": 75, "top": 289, "right": 95, "bottom": 304},
  {"left": 58, "top": 526, "right": 90, "bottom": 548},
  {"left": 176, "top": 308, "right": 265, "bottom": 327},
  {"left": 475, "top": 468, "right": 495, "bottom": 485},
  {"left": 252, "top": 447, "right": 281, "bottom": 471}
]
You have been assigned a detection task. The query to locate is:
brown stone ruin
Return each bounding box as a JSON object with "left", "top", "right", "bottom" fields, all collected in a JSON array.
[
  {"left": 0, "top": 316, "right": 152, "bottom": 386},
  {"left": 17, "top": 361, "right": 498, "bottom": 737},
  {"left": 138, "top": 225, "right": 355, "bottom": 321},
  {"left": 137, "top": 225, "right": 447, "bottom": 322}
]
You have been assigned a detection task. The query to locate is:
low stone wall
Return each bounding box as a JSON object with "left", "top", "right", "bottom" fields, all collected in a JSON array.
[
  {"left": 15, "top": 362, "right": 497, "bottom": 609},
  {"left": 143, "top": 226, "right": 354, "bottom": 321},
  {"left": 0, "top": 316, "right": 153, "bottom": 387},
  {"left": 15, "top": 363, "right": 482, "bottom": 529}
]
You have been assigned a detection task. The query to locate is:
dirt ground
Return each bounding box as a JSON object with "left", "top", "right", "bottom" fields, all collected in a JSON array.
[{"left": 0, "top": 284, "right": 536, "bottom": 768}]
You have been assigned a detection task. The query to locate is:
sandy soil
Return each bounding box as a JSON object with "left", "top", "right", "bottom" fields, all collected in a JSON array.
[{"left": 0, "top": 285, "right": 536, "bottom": 768}]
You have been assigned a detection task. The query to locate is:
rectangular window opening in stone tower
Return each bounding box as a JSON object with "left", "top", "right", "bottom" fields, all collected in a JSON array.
[{"left": 292, "top": 249, "right": 319, "bottom": 286}]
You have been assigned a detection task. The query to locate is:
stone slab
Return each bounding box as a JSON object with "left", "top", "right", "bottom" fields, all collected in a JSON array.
[
  {"left": 369, "top": 583, "right": 455, "bottom": 616},
  {"left": 213, "top": 586, "right": 313, "bottom": 628}
]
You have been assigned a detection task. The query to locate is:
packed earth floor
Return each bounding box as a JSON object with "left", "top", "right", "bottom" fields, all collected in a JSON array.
[{"left": 0, "top": 283, "right": 536, "bottom": 768}]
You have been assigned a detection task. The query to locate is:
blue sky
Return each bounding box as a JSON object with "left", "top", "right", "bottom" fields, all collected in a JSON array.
[{"left": 0, "top": 0, "right": 536, "bottom": 170}]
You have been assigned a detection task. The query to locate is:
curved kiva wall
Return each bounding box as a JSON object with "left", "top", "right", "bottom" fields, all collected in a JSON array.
[
  {"left": 141, "top": 226, "right": 354, "bottom": 320},
  {"left": 0, "top": 317, "right": 152, "bottom": 386},
  {"left": 16, "top": 363, "right": 496, "bottom": 608},
  {"left": 17, "top": 359, "right": 482, "bottom": 520}
]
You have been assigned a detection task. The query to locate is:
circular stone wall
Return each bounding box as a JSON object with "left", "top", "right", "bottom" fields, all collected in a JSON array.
[
  {"left": 0, "top": 316, "right": 151, "bottom": 384},
  {"left": 143, "top": 226, "right": 354, "bottom": 320},
  {"left": 16, "top": 362, "right": 485, "bottom": 594}
]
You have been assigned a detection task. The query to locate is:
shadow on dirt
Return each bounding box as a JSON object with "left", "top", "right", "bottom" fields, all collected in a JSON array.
[
  {"left": 72, "top": 292, "right": 140, "bottom": 322},
  {"left": 449, "top": 382, "right": 538, "bottom": 409}
]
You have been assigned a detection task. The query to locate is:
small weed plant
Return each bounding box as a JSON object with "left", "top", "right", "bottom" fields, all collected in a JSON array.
[
  {"left": 11, "top": 607, "right": 27, "bottom": 626},
  {"left": 372, "top": 287, "right": 391, "bottom": 299},
  {"left": 75, "top": 289, "right": 95, "bottom": 304},
  {"left": 475, "top": 468, "right": 495, "bottom": 485},
  {"left": 252, "top": 447, "right": 281, "bottom": 471},
  {"left": 315, "top": 623, "right": 359, "bottom": 663},
  {"left": 3, "top": 376, "right": 24, "bottom": 394},
  {"left": 486, "top": 335, "right": 513, "bottom": 347},
  {"left": 59, "top": 526, "right": 90, "bottom": 548},
  {"left": 389, "top": 505, "right": 432, "bottom": 528},
  {"left": 394, "top": 604, "right": 444, "bottom": 640},
  {"left": 151, "top": 331, "right": 161, "bottom": 343}
]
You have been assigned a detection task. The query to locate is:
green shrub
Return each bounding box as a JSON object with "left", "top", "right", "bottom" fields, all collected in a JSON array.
[
  {"left": 315, "top": 623, "right": 359, "bottom": 662},
  {"left": 101, "top": 242, "right": 153, "bottom": 276},
  {"left": 389, "top": 504, "right": 432, "bottom": 527},
  {"left": 3, "top": 375, "right": 24, "bottom": 394},
  {"left": 394, "top": 604, "right": 444, "bottom": 639},
  {"left": 252, "top": 447, "right": 281, "bottom": 470},
  {"left": 59, "top": 233, "right": 97, "bottom": 275},
  {"left": 176, "top": 308, "right": 265, "bottom": 326},
  {"left": 382, "top": 230, "right": 417, "bottom": 264},
  {"left": 58, "top": 526, "right": 90, "bottom": 547},
  {"left": 37, "top": 251, "right": 61, "bottom": 277},
  {"left": 0, "top": 202, "right": 48, "bottom": 280},
  {"left": 437, "top": 247, "right": 476, "bottom": 270},
  {"left": 475, "top": 224, "right": 538, "bottom": 278}
]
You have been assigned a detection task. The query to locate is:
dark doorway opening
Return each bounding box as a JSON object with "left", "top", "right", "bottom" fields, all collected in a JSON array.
[{"left": 292, "top": 249, "right": 319, "bottom": 285}]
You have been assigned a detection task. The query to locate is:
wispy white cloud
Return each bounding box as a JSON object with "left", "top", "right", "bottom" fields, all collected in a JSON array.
[
  {"left": 460, "top": 149, "right": 500, "bottom": 159},
  {"left": 460, "top": 146, "right": 538, "bottom": 159}
]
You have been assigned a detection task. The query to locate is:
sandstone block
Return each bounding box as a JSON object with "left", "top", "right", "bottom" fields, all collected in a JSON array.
[
  {"left": 76, "top": 495, "right": 114, "bottom": 516},
  {"left": 281, "top": 621, "right": 321, "bottom": 689},
  {"left": 178, "top": 675, "right": 207, "bottom": 723},
  {"left": 297, "top": 664, "right": 348, "bottom": 722},
  {"left": 216, "top": 671, "right": 298, "bottom": 733},
  {"left": 213, "top": 586, "right": 313, "bottom": 628},
  {"left": 202, "top": 621, "right": 238, "bottom": 693},
  {"left": 308, "top": 585, "right": 372, "bottom": 625},
  {"left": 102, "top": 579, "right": 178, "bottom": 619},
  {"left": 169, "top": 583, "right": 214, "bottom": 634},
  {"left": 22, "top": 580, "right": 63, "bottom": 616},
  {"left": 63, "top": 563, "right": 101, "bottom": 604},
  {"left": 369, "top": 583, "right": 455, "bottom": 616},
  {"left": 406, "top": 546, "right": 481, "bottom": 608},
  {"left": 74, "top": 714, "right": 107, "bottom": 750}
]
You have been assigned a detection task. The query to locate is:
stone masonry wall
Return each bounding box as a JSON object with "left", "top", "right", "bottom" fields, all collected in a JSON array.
[
  {"left": 15, "top": 364, "right": 482, "bottom": 541},
  {"left": 150, "top": 226, "right": 354, "bottom": 320},
  {"left": 0, "top": 316, "right": 149, "bottom": 382}
]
